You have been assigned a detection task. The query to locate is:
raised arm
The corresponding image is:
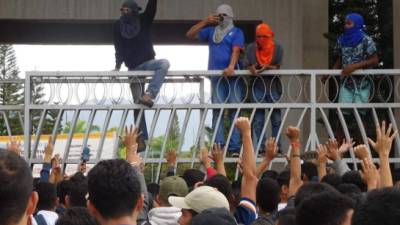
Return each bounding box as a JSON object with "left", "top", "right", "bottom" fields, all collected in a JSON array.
[
  {"left": 368, "top": 121, "right": 398, "bottom": 187},
  {"left": 255, "top": 137, "right": 278, "bottom": 178},
  {"left": 186, "top": 14, "right": 219, "bottom": 40},
  {"left": 235, "top": 117, "right": 257, "bottom": 202},
  {"left": 211, "top": 144, "right": 227, "bottom": 176},
  {"left": 142, "top": 0, "right": 157, "bottom": 23},
  {"left": 286, "top": 126, "right": 302, "bottom": 197}
]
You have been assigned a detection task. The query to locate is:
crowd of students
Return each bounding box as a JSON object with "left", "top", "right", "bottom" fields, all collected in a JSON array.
[{"left": 1, "top": 118, "right": 399, "bottom": 225}]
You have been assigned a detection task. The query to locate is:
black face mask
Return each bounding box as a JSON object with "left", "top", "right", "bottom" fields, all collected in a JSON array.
[{"left": 119, "top": 11, "right": 140, "bottom": 39}]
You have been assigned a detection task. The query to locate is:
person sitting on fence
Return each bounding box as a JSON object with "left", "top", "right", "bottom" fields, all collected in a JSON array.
[
  {"left": 245, "top": 23, "right": 283, "bottom": 154},
  {"left": 186, "top": 4, "right": 245, "bottom": 156},
  {"left": 113, "top": 0, "right": 170, "bottom": 151}
]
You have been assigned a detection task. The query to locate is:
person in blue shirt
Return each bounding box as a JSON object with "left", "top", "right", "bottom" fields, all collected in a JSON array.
[{"left": 186, "top": 4, "right": 245, "bottom": 155}]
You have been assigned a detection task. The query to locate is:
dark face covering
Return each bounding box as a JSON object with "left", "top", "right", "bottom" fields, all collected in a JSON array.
[{"left": 119, "top": 1, "right": 141, "bottom": 39}]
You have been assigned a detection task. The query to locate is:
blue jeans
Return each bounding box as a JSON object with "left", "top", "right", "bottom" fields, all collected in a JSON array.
[
  {"left": 251, "top": 79, "right": 282, "bottom": 152},
  {"left": 211, "top": 77, "right": 245, "bottom": 152},
  {"left": 129, "top": 59, "right": 170, "bottom": 140}
]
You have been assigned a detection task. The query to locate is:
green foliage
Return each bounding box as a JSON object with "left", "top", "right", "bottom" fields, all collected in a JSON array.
[{"left": 62, "top": 120, "right": 101, "bottom": 134}]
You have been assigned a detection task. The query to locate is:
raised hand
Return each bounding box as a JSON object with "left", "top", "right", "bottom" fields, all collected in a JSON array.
[
  {"left": 123, "top": 125, "right": 140, "bottom": 150},
  {"left": 235, "top": 117, "right": 251, "bottom": 135},
  {"left": 325, "top": 139, "right": 340, "bottom": 161},
  {"left": 360, "top": 158, "right": 378, "bottom": 190},
  {"left": 368, "top": 121, "right": 398, "bottom": 157},
  {"left": 354, "top": 144, "right": 370, "bottom": 160},
  {"left": 338, "top": 138, "right": 355, "bottom": 156},
  {"left": 199, "top": 148, "right": 211, "bottom": 169},
  {"left": 211, "top": 143, "right": 224, "bottom": 163},
  {"left": 317, "top": 144, "right": 328, "bottom": 165},
  {"left": 286, "top": 126, "right": 300, "bottom": 142},
  {"left": 44, "top": 136, "right": 54, "bottom": 163},
  {"left": 264, "top": 137, "right": 278, "bottom": 161},
  {"left": 7, "top": 137, "right": 22, "bottom": 155},
  {"left": 166, "top": 149, "right": 177, "bottom": 167}
]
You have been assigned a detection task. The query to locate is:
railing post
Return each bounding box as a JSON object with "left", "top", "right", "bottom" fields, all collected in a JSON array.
[
  {"left": 310, "top": 72, "right": 317, "bottom": 151},
  {"left": 24, "top": 73, "right": 31, "bottom": 163},
  {"left": 199, "top": 77, "right": 205, "bottom": 148}
]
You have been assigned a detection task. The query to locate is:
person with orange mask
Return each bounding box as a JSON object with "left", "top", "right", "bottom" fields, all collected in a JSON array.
[{"left": 245, "top": 23, "right": 283, "bottom": 153}]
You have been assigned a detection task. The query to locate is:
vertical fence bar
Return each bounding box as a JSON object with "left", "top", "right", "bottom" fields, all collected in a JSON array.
[
  {"left": 24, "top": 74, "right": 32, "bottom": 163},
  {"left": 175, "top": 108, "right": 192, "bottom": 172},
  {"left": 337, "top": 108, "right": 357, "bottom": 169},
  {"left": 144, "top": 109, "right": 161, "bottom": 160},
  {"left": 32, "top": 109, "right": 47, "bottom": 158},
  {"left": 155, "top": 108, "right": 176, "bottom": 182},
  {"left": 387, "top": 108, "right": 400, "bottom": 155},
  {"left": 96, "top": 109, "right": 113, "bottom": 161},
  {"left": 1, "top": 111, "right": 13, "bottom": 139},
  {"left": 310, "top": 72, "right": 317, "bottom": 151},
  {"left": 223, "top": 108, "right": 241, "bottom": 157},
  {"left": 81, "top": 109, "right": 96, "bottom": 151},
  {"left": 190, "top": 108, "right": 209, "bottom": 168},
  {"left": 112, "top": 109, "right": 129, "bottom": 158},
  {"left": 51, "top": 109, "right": 63, "bottom": 146},
  {"left": 63, "top": 109, "right": 81, "bottom": 169}
]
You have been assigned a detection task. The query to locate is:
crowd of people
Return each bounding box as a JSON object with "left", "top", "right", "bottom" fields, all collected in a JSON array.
[
  {"left": 1, "top": 118, "right": 400, "bottom": 225},
  {"left": 1, "top": 0, "right": 395, "bottom": 225}
]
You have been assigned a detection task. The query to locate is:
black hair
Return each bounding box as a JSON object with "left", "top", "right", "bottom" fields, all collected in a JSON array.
[
  {"left": 68, "top": 172, "right": 88, "bottom": 207},
  {"left": 182, "top": 169, "right": 205, "bottom": 190},
  {"left": 261, "top": 170, "right": 279, "bottom": 180},
  {"left": 147, "top": 183, "right": 160, "bottom": 197},
  {"left": 301, "top": 162, "right": 318, "bottom": 181},
  {"left": 337, "top": 183, "right": 362, "bottom": 204},
  {"left": 277, "top": 170, "right": 290, "bottom": 187},
  {"left": 205, "top": 174, "right": 232, "bottom": 201},
  {"left": 321, "top": 173, "right": 342, "bottom": 190},
  {"left": 294, "top": 182, "right": 337, "bottom": 207},
  {"left": 256, "top": 178, "right": 281, "bottom": 213},
  {"left": 56, "top": 207, "right": 99, "bottom": 225},
  {"left": 342, "top": 170, "right": 367, "bottom": 192},
  {"left": 57, "top": 180, "right": 72, "bottom": 205},
  {"left": 231, "top": 180, "right": 241, "bottom": 208},
  {"left": 296, "top": 192, "right": 355, "bottom": 225},
  {"left": 277, "top": 207, "right": 296, "bottom": 225},
  {"left": 35, "top": 182, "right": 57, "bottom": 211},
  {"left": 87, "top": 159, "right": 141, "bottom": 219},
  {"left": 352, "top": 188, "right": 400, "bottom": 225},
  {"left": 0, "top": 149, "right": 33, "bottom": 225}
]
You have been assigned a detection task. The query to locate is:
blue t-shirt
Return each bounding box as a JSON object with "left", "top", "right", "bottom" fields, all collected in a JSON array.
[
  {"left": 198, "top": 26, "right": 245, "bottom": 70},
  {"left": 234, "top": 197, "right": 258, "bottom": 225}
]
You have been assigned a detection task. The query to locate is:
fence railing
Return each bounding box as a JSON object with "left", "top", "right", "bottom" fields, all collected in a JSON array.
[{"left": 0, "top": 69, "right": 399, "bottom": 181}]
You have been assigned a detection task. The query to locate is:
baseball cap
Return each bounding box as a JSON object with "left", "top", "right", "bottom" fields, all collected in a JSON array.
[
  {"left": 168, "top": 186, "right": 229, "bottom": 213},
  {"left": 159, "top": 176, "right": 188, "bottom": 204}
]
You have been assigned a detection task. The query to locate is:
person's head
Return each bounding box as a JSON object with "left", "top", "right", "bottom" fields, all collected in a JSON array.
[
  {"left": 56, "top": 207, "right": 99, "bottom": 225},
  {"left": 169, "top": 186, "right": 230, "bottom": 225},
  {"left": 261, "top": 170, "right": 279, "bottom": 180},
  {"left": 67, "top": 172, "right": 88, "bottom": 207},
  {"left": 256, "top": 23, "right": 274, "bottom": 48},
  {"left": 277, "top": 170, "right": 290, "bottom": 202},
  {"left": 276, "top": 207, "right": 296, "bottom": 225},
  {"left": 147, "top": 183, "right": 160, "bottom": 197},
  {"left": 296, "top": 192, "right": 355, "bottom": 225},
  {"left": 337, "top": 183, "right": 362, "bottom": 203},
  {"left": 256, "top": 178, "right": 280, "bottom": 213},
  {"left": 57, "top": 180, "right": 72, "bottom": 207},
  {"left": 35, "top": 182, "right": 58, "bottom": 211},
  {"left": 321, "top": 173, "right": 342, "bottom": 190},
  {"left": 231, "top": 180, "right": 241, "bottom": 208},
  {"left": 215, "top": 4, "right": 234, "bottom": 28},
  {"left": 344, "top": 13, "right": 364, "bottom": 30},
  {"left": 191, "top": 208, "right": 237, "bottom": 225},
  {"left": 342, "top": 171, "right": 367, "bottom": 192},
  {"left": 157, "top": 176, "right": 188, "bottom": 206},
  {"left": 87, "top": 159, "right": 143, "bottom": 222},
  {"left": 352, "top": 188, "right": 400, "bottom": 225},
  {"left": 301, "top": 162, "right": 318, "bottom": 182},
  {"left": 182, "top": 169, "right": 205, "bottom": 191},
  {"left": 295, "top": 182, "right": 337, "bottom": 207},
  {"left": 120, "top": 0, "right": 140, "bottom": 16},
  {"left": 0, "top": 149, "right": 38, "bottom": 225},
  {"left": 205, "top": 174, "right": 233, "bottom": 202}
]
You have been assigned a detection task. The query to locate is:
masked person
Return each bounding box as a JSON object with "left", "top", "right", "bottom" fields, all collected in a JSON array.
[
  {"left": 333, "top": 13, "right": 378, "bottom": 143},
  {"left": 186, "top": 4, "right": 245, "bottom": 156},
  {"left": 114, "top": 0, "right": 170, "bottom": 150},
  {"left": 245, "top": 23, "right": 283, "bottom": 153}
]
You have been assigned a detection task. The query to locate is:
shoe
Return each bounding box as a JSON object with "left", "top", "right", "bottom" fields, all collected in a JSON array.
[
  {"left": 227, "top": 151, "right": 240, "bottom": 158},
  {"left": 138, "top": 93, "right": 154, "bottom": 107},
  {"left": 137, "top": 137, "right": 146, "bottom": 152}
]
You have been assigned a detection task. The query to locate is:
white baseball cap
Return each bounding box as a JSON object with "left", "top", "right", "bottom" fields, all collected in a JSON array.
[{"left": 168, "top": 186, "right": 230, "bottom": 213}]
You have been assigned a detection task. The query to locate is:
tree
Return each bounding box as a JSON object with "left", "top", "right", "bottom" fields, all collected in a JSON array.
[
  {"left": 62, "top": 120, "right": 100, "bottom": 134},
  {"left": 0, "top": 45, "right": 24, "bottom": 135}
]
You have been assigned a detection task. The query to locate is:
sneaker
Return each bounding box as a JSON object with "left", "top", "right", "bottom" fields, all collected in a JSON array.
[{"left": 138, "top": 93, "right": 154, "bottom": 107}]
